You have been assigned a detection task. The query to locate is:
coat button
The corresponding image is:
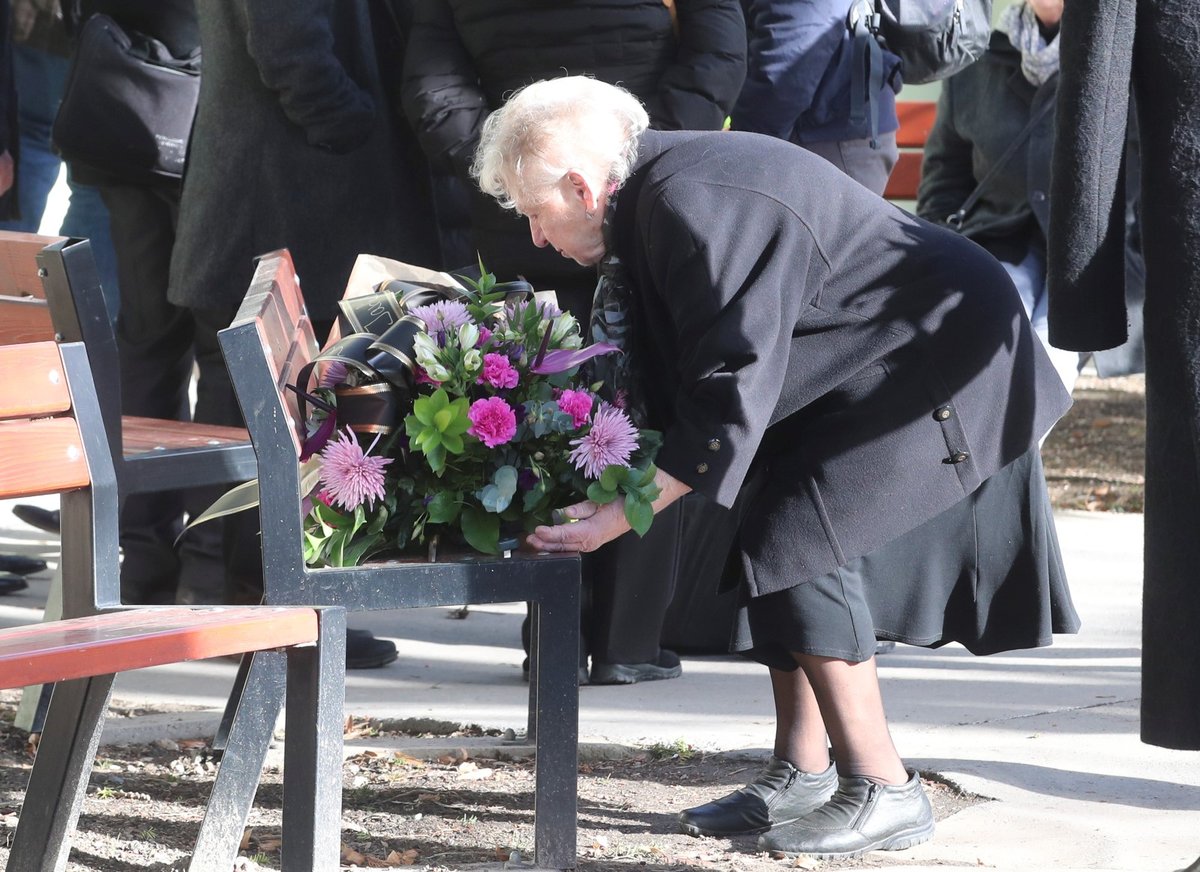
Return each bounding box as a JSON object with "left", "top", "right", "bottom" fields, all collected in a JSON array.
[
  {"left": 696, "top": 462, "right": 709, "bottom": 474},
  {"left": 933, "top": 406, "right": 952, "bottom": 422},
  {"left": 707, "top": 438, "right": 721, "bottom": 452},
  {"left": 947, "top": 451, "right": 969, "bottom": 464},
  {"left": 1031, "top": 190, "right": 1046, "bottom": 203}
]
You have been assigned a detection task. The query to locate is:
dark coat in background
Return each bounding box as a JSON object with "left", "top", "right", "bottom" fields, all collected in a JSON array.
[
  {"left": 614, "top": 129, "right": 1071, "bottom": 595},
  {"left": 919, "top": 30, "right": 1144, "bottom": 377},
  {"left": 0, "top": 0, "right": 20, "bottom": 221},
  {"left": 400, "top": 0, "right": 746, "bottom": 318},
  {"left": 169, "top": 0, "right": 439, "bottom": 321},
  {"left": 733, "top": 0, "right": 900, "bottom": 146},
  {"left": 1047, "top": 0, "right": 1200, "bottom": 750}
]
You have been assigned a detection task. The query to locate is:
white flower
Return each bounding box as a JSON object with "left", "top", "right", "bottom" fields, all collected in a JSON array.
[
  {"left": 462, "top": 349, "right": 482, "bottom": 373},
  {"left": 550, "top": 312, "right": 579, "bottom": 344},
  {"left": 457, "top": 323, "right": 480, "bottom": 350}
]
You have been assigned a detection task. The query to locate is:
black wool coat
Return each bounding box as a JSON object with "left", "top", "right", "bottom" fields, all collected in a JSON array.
[
  {"left": 1047, "top": 0, "right": 1200, "bottom": 750},
  {"left": 169, "top": 0, "right": 440, "bottom": 321},
  {"left": 612, "top": 129, "right": 1072, "bottom": 596},
  {"left": 400, "top": 0, "right": 746, "bottom": 312}
]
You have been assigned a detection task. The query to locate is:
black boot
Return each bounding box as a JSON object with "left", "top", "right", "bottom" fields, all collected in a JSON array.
[
  {"left": 678, "top": 758, "right": 836, "bottom": 837},
  {"left": 0, "top": 554, "right": 47, "bottom": 575},
  {"left": 758, "top": 769, "right": 934, "bottom": 859},
  {"left": 346, "top": 628, "right": 398, "bottom": 670}
]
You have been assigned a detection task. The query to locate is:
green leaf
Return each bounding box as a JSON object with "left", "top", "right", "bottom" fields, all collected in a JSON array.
[
  {"left": 341, "top": 532, "right": 383, "bottom": 567},
  {"left": 599, "top": 464, "right": 629, "bottom": 491},
  {"left": 434, "top": 407, "right": 454, "bottom": 431},
  {"left": 426, "top": 491, "right": 461, "bottom": 523},
  {"left": 478, "top": 465, "right": 518, "bottom": 513},
  {"left": 460, "top": 506, "right": 500, "bottom": 555},
  {"left": 441, "top": 431, "right": 465, "bottom": 455},
  {"left": 625, "top": 496, "right": 654, "bottom": 536},
  {"left": 426, "top": 443, "right": 447, "bottom": 475},
  {"left": 587, "top": 482, "right": 620, "bottom": 504}
]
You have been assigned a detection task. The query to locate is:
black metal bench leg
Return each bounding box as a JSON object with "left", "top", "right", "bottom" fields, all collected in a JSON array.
[
  {"left": 189, "top": 651, "right": 287, "bottom": 872},
  {"left": 212, "top": 652, "right": 253, "bottom": 753},
  {"left": 527, "top": 602, "right": 540, "bottom": 742},
  {"left": 282, "top": 608, "right": 346, "bottom": 871},
  {"left": 8, "top": 675, "right": 114, "bottom": 872},
  {"left": 532, "top": 583, "right": 580, "bottom": 870}
]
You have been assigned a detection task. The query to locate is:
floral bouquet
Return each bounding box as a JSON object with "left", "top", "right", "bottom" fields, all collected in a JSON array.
[{"left": 297, "top": 266, "right": 661, "bottom": 566}]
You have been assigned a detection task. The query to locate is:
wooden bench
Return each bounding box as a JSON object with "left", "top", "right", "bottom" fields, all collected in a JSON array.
[
  {"left": 0, "top": 230, "right": 258, "bottom": 500},
  {"left": 883, "top": 100, "right": 938, "bottom": 202},
  {"left": 0, "top": 338, "right": 346, "bottom": 872},
  {"left": 217, "top": 249, "right": 583, "bottom": 869}
]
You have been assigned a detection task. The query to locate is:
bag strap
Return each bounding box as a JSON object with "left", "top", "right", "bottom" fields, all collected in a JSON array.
[
  {"left": 946, "top": 92, "right": 1056, "bottom": 230},
  {"left": 848, "top": 0, "right": 884, "bottom": 148}
]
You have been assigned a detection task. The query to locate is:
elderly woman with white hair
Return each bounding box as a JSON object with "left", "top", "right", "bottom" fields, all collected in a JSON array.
[{"left": 473, "top": 76, "right": 1080, "bottom": 859}]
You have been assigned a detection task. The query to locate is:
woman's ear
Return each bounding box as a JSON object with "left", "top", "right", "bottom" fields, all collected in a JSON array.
[{"left": 566, "top": 169, "right": 600, "bottom": 213}]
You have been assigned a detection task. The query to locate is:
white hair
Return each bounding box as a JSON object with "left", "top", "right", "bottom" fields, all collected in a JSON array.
[{"left": 471, "top": 76, "right": 650, "bottom": 212}]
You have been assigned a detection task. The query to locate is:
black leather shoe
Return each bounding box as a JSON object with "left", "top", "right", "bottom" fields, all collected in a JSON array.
[
  {"left": 0, "top": 573, "right": 29, "bottom": 595},
  {"left": 13, "top": 505, "right": 60, "bottom": 535},
  {"left": 0, "top": 554, "right": 47, "bottom": 576},
  {"left": 346, "top": 628, "right": 398, "bottom": 670},
  {"left": 758, "top": 769, "right": 934, "bottom": 859},
  {"left": 590, "top": 649, "right": 682, "bottom": 685},
  {"left": 678, "top": 758, "right": 837, "bottom": 837}
]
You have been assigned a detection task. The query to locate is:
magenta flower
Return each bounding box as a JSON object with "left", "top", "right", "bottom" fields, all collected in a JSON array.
[
  {"left": 569, "top": 405, "right": 639, "bottom": 479},
  {"left": 414, "top": 365, "right": 442, "bottom": 386},
  {"left": 478, "top": 352, "right": 519, "bottom": 389},
  {"left": 477, "top": 326, "right": 492, "bottom": 347},
  {"left": 467, "top": 397, "right": 517, "bottom": 448},
  {"left": 317, "top": 430, "right": 392, "bottom": 510},
  {"left": 557, "top": 388, "right": 594, "bottom": 428}
]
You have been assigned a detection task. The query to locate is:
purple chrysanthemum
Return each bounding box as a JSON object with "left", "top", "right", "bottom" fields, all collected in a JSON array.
[
  {"left": 317, "top": 430, "right": 392, "bottom": 511},
  {"left": 410, "top": 300, "right": 472, "bottom": 341},
  {"left": 318, "top": 360, "right": 349, "bottom": 388},
  {"left": 569, "top": 405, "right": 639, "bottom": 479}
]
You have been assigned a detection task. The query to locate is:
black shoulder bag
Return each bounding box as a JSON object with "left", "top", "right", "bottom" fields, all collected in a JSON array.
[{"left": 52, "top": 13, "right": 201, "bottom": 183}]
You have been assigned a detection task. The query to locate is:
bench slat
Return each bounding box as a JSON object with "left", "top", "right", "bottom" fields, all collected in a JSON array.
[
  {"left": 895, "top": 101, "right": 938, "bottom": 149},
  {"left": 884, "top": 152, "right": 925, "bottom": 201},
  {"left": 0, "top": 607, "right": 319, "bottom": 690},
  {"left": 0, "top": 230, "right": 65, "bottom": 300},
  {"left": 0, "top": 297, "right": 55, "bottom": 345},
  {"left": 0, "top": 342, "right": 71, "bottom": 418},
  {"left": 0, "top": 418, "right": 90, "bottom": 498},
  {"left": 121, "top": 416, "right": 250, "bottom": 454}
]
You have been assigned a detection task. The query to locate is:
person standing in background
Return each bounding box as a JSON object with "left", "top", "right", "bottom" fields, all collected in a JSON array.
[
  {"left": 167, "top": 0, "right": 441, "bottom": 668},
  {"left": 1046, "top": 0, "right": 1200, "bottom": 752},
  {"left": 732, "top": 0, "right": 902, "bottom": 196},
  {"left": 401, "top": 0, "right": 746, "bottom": 684},
  {"left": 1, "top": 0, "right": 119, "bottom": 318}
]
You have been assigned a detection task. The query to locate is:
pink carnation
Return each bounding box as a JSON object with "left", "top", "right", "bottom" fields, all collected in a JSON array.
[
  {"left": 467, "top": 396, "right": 517, "bottom": 448},
  {"left": 478, "top": 352, "right": 519, "bottom": 389},
  {"left": 557, "top": 389, "right": 594, "bottom": 428}
]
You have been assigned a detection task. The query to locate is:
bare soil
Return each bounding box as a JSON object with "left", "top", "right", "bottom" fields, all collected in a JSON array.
[{"left": 0, "top": 374, "right": 1144, "bottom": 871}]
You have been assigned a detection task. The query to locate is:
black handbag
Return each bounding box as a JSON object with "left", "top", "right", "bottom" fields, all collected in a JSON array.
[{"left": 52, "top": 14, "right": 200, "bottom": 183}]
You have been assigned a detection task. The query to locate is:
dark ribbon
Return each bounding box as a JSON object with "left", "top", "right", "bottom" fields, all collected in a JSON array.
[{"left": 291, "top": 277, "right": 534, "bottom": 459}]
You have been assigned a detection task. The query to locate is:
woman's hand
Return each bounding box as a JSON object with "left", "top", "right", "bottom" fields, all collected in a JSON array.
[
  {"left": 527, "top": 498, "right": 631, "bottom": 553},
  {"left": 527, "top": 467, "right": 694, "bottom": 554}
]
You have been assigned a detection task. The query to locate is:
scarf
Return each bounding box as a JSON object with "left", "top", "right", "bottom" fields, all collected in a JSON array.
[
  {"left": 999, "top": 2, "right": 1061, "bottom": 86},
  {"left": 584, "top": 203, "right": 649, "bottom": 427}
]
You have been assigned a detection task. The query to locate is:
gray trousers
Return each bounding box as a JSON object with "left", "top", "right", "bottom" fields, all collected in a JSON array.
[{"left": 799, "top": 132, "right": 899, "bottom": 197}]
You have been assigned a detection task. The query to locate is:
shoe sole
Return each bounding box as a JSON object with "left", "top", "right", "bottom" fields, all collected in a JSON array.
[
  {"left": 765, "top": 821, "right": 935, "bottom": 860},
  {"left": 347, "top": 651, "right": 399, "bottom": 670},
  {"left": 679, "top": 820, "right": 771, "bottom": 838},
  {"left": 589, "top": 664, "right": 682, "bottom": 685}
]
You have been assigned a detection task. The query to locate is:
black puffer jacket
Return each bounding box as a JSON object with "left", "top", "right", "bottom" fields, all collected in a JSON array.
[{"left": 401, "top": 0, "right": 746, "bottom": 316}]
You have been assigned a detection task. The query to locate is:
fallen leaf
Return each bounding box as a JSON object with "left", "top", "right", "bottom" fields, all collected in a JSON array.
[
  {"left": 386, "top": 848, "right": 419, "bottom": 866},
  {"left": 456, "top": 761, "right": 478, "bottom": 774},
  {"left": 341, "top": 844, "right": 367, "bottom": 864},
  {"left": 240, "top": 828, "right": 253, "bottom": 851},
  {"left": 257, "top": 837, "right": 282, "bottom": 852}
]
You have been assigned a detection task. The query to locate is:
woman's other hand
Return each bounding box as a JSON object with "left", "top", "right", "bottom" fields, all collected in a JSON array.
[{"left": 528, "top": 498, "right": 631, "bottom": 553}]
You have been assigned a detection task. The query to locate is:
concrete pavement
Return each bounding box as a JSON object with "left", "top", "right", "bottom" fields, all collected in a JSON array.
[{"left": 1, "top": 495, "right": 1197, "bottom": 872}]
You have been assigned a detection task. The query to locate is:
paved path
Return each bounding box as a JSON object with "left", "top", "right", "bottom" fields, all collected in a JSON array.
[{"left": 1, "top": 497, "right": 1196, "bottom": 872}]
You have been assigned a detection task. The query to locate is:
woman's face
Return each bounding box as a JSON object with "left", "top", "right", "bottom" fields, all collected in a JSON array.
[
  {"left": 520, "top": 173, "right": 607, "bottom": 267},
  {"left": 1027, "top": 0, "right": 1063, "bottom": 27}
]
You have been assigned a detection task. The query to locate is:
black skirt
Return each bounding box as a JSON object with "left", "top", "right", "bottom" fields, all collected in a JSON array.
[{"left": 731, "top": 449, "right": 1080, "bottom": 667}]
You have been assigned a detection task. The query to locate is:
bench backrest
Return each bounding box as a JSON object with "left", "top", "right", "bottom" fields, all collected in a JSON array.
[
  {"left": 219, "top": 250, "right": 317, "bottom": 591},
  {"left": 0, "top": 339, "right": 120, "bottom": 614},
  {"left": 0, "top": 231, "right": 66, "bottom": 346},
  {"left": 883, "top": 100, "right": 938, "bottom": 202}
]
